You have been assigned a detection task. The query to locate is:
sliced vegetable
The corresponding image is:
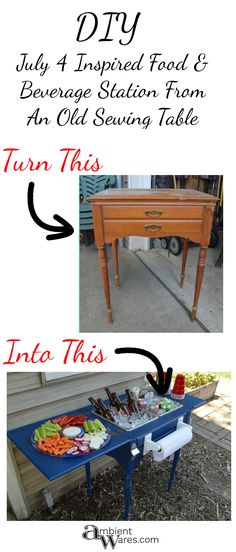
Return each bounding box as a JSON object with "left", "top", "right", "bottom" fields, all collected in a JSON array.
[
  {"left": 34, "top": 429, "right": 40, "bottom": 441},
  {"left": 67, "top": 446, "right": 78, "bottom": 455},
  {"left": 51, "top": 414, "right": 87, "bottom": 428},
  {"left": 34, "top": 417, "right": 109, "bottom": 456},
  {"left": 37, "top": 434, "right": 73, "bottom": 455},
  {"left": 78, "top": 445, "right": 90, "bottom": 453},
  {"left": 89, "top": 436, "right": 104, "bottom": 450},
  {"left": 33, "top": 420, "right": 62, "bottom": 441},
  {"left": 87, "top": 420, "right": 96, "bottom": 433},
  {"left": 94, "top": 419, "right": 106, "bottom": 432},
  {"left": 83, "top": 421, "right": 90, "bottom": 433}
]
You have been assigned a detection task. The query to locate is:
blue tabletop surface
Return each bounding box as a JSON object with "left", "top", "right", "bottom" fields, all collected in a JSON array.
[{"left": 7, "top": 393, "right": 204, "bottom": 481}]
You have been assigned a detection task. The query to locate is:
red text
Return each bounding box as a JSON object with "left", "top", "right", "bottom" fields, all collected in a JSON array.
[
  {"left": 3, "top": 148, "right": 52, "bottom": 173},
  {"left": 62, "top": 339, "right": 107, "bottom": 364},
  {"left": 3, "top": 339, "right": 54, "bottom": 364},
  {"left": 60, "top": 148, "right": 102, "bottom": 172}
]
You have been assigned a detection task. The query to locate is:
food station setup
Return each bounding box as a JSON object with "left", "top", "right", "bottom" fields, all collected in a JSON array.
[{"left": 7, "top": 375, "right": 204, "bottom": 520}]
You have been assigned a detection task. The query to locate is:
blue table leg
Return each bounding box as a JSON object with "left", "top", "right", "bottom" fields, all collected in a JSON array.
[
  {"left": 124, "top": 469, "right": 132, "bottom": 521},
  {"left": 168, "top": 449, "right": 181, "bottom": 491},
  {"left": 185, "top": 412, "right": 191, "bottom": 424},
  {"left": 85, "top": 462, "right": 92, "bottom": 497}
]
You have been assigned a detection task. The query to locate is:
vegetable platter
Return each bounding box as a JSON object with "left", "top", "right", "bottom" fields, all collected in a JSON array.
[{"left": 31, "top": 416, "right": 110, "bottom": 458}]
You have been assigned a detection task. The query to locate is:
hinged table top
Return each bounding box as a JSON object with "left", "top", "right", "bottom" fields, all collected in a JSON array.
[{"left": 89, "top": 188, "right": 218, "bottom": 204}]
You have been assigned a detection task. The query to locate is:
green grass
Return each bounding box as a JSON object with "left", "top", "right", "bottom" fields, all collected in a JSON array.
[{"left": 220, "top": 372, "right": 231, "bottom": 380}]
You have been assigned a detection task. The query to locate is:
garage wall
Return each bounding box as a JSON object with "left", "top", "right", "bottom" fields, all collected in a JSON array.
[{"left": 7, "top": 371, "right": 145, "bottom": 517}]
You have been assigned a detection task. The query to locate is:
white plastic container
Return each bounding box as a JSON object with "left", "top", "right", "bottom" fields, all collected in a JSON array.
[{"left": 61, "top": 426, "right": 83, "bottom": 439}]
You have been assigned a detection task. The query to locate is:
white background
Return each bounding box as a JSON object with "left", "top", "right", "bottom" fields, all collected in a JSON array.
[{"left": 1, "top": 0, "right": 234, "bottom": 548}]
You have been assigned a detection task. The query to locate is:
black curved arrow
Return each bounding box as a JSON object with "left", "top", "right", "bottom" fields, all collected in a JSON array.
[
  {"left": 115, "top": 347, "right": 173, "bottom": 395},
  {"left": 27, "top": 181, "right": 74, "bottom": 240}
]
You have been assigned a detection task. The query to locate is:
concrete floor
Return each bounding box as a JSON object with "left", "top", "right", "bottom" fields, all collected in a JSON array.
[
  {"left": 192, "top": 377, "right": 231, "bottom": 451},
  {"left": 80, "top": 241, "right": 222, "bottom": 333},
  {"left": 137, "top": 240, "right": 223, "bottom": 332}
]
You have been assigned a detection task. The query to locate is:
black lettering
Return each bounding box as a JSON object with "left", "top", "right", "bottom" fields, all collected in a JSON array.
[{"left": 76, "top": 12, "right": 98, "bottom": 42}]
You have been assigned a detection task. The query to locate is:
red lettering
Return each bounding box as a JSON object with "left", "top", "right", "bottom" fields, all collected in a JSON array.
[
  {"left": 73, "top": 340, "right": 87, "bottom": 362},
  {"left": 62, "top": 338, "right": 107, "bottom": 364},
  {"left": 94, "top": 349, "right": 107, "bottom": 363},
  {"left": 3, "top": 148, "right": 52, "bottom": 172},
  {"left": 87, "top": 345, "right": 107, "bottom": 363},
  {"left": 3, "top": 339, "right": 21, "bottom": 364},
  {"left": 62, "top": 339, "right": 81, "bottom": 364},
  {"left": 60, "top": 148, "right": 76, "bottom": 173},
  {"left": 3, "top": 148, "right": 19, "bottom": 172},
  {"left": 60, "top": 148, "right": 103, "bottom": 173},
  {"left": 3, "top": 339, "right": 54, "bottom": 364}
]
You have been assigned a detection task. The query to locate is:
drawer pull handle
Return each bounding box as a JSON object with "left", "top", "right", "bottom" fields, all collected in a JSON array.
[
  {"left": 144, "top": 224, "right": 162, "bottom": 231},
  {"left": 144, "top": 209, "right": 164, "bottom": 217}
]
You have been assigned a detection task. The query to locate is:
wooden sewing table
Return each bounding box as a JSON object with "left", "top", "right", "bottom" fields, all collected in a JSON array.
[{"left": 89, "top": 189, "right": 218, "bottom": 323}]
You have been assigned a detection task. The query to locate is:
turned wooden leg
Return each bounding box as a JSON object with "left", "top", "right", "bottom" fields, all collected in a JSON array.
[
  {"left": 112, "top": 239, "right": 120, "bottom": 288},
  {"left": 98, "top": 246, "right": 113, "bottom": 323},
  {"left": 180, "top": 239, "right": 189, "bottom": 288},
  {"left": 191, "top": 246, "right": 207, "bottom": 320}
]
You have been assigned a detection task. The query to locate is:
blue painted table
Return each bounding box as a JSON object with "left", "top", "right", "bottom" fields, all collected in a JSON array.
[{"left": 7, "top": 394, "right": 204, "bottom": 520}]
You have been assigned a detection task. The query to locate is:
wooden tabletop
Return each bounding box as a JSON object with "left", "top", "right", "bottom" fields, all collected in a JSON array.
[{"left": 89, "top": 188, "right": 218, "bottom": 203}]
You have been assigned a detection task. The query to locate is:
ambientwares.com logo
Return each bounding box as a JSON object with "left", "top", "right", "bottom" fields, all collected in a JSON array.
[{"left": 82, "top": 524, "right": 159, "bottom": 548}]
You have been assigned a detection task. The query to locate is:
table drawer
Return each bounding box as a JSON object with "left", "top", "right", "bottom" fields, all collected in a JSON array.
[
  {"left": 103, "top": 205, "right": 203, "bottom": 220},
  {"left": 104, "top": 219, "right": 203, "bottom": 241}
]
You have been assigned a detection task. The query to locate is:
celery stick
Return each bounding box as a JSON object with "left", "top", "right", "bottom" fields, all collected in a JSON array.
[
  {"left": 94, "top": 420, "right": 102, "bottom": 432},
  {"left": 87, "top": 420, "right": 96, "bottom": 433},
  {"left": 34, "top": 429, "right": 40, "bottom": 441},
  {"left": 94, "top": 419, "right": 106, "bottom": 432},
  {"left": 41, "top": 426, "right": 46, "bottom": 438},
  {"left": 83, "top": 421, "right": 90, "bottom": 433}
]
